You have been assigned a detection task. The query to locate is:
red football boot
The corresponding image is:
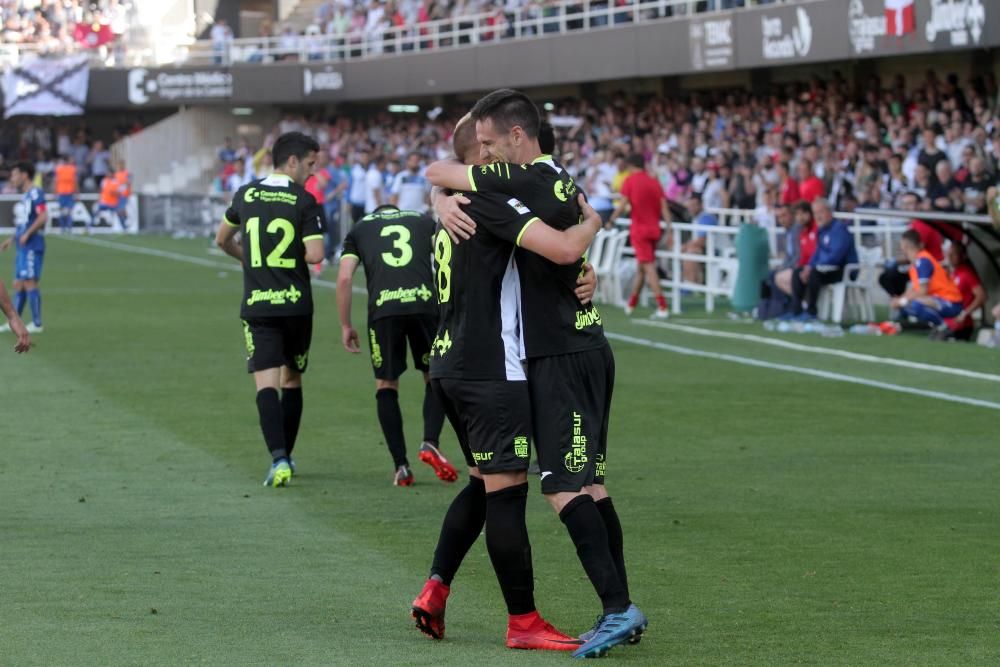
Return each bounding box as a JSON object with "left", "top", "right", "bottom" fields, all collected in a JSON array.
[
  {"left": 418, "top": 441, "right": 458, "bottom": 483},
  {"left": 506, "top": 611, "right": 583, "bottom": 651},
  {"left": 411, "top": 578, "right": 449, "bottom": 640}
]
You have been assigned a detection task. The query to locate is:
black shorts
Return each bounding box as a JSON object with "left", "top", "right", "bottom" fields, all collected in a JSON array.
[
  {"left": 368, "top": 314, "right": 436, "bottom": 380},
  {"left": 242, "top": 315, "right": 313, "bottom": 374},
  {"left": 528, "top": 344, "right": 615, "bottom": 493},
  {"left": 432, "top": 378, "right": 533, "bottom": 473}
]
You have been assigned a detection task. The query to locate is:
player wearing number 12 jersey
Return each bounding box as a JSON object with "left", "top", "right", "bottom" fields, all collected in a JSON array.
[
  {"left": 336, "top": 205, "right": 457, "bottom": 486},
  {"left": 215, "top": 132, "right": 326, "bottom": 488}
]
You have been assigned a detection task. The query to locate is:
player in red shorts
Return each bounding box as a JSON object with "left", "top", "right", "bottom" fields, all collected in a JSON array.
[{"left": 609, "top": 153, "right": 671, "bottom": 318}]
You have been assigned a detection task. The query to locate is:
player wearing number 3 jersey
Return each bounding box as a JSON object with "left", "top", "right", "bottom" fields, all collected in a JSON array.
[
  {"left": 336, "top": 205, "right": 457, "bottom": 487},
  {"left": 215, "top": 131, "right": 327, "bottom": 488}
]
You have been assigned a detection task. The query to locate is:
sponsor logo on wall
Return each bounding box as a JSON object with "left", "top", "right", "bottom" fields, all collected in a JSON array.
[
  {"left": 127, "top": 68, "right": 232, "bottom": 105},
  {"left": 303, "top": 66, "right": 344, "bottom": 96},
  {"left": 689, "top": 17, "right": 734, "bottom": 71},
  {"left": 761, "top": 7, "right": 813, "bottom": 60},
  {"left": 849, "top": 0, "right": 918, "bottom": 54},
  {"left": 924, "top": 0, "right": 985, "bottom": 47}
]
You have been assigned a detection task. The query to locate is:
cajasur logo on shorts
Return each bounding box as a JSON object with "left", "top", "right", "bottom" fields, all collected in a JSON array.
[
  {"left": 369, "top": 329, "right": 383, "bottom": 368},
  {"left": 513, "top": 436, "right": 529, "bottom": 458}
]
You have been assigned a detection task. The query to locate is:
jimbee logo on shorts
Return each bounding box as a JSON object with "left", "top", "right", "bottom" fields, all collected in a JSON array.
[{"left": 565, "top": 412, "right": 588, "bottom": 473}]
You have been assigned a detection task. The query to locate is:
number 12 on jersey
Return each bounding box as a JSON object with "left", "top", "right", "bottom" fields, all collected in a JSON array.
[{"left": 246, "top": 216, "right": 296, "bottom": 268}]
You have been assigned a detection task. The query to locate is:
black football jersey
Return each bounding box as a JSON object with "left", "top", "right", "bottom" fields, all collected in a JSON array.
[
  {"left": 468, "top": 156, "right": 606, "bottom": 359},
  {"left": 224, "top": 174, "right": 325, "bottom": 318},
  {"left": 341, "top": 209, "right": 437, "bottom": 322},
  {"left": 429, "top": 191, "right": 536, "bottom": 381}
]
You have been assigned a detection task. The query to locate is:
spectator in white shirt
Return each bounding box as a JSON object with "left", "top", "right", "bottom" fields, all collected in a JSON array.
[
  {"left": 365, "top": 155, "right": 386, "bottom": 214},
  {"left": 210, "top": 19, "right": 232, "bottom": 65},
  {"left": 349, "top": 150, "right": 370, "bottom": 222},
  {"left": 390, "top": 152, "right": 430, "bottom": 212}
]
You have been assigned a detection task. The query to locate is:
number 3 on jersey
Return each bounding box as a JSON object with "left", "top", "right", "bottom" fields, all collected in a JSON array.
[
  {"left": 434, "top": 229, "right": 452, "bottom": 304},
  {"left": 246, "top": 216, "right": 296, "bottom": 268},
  {"left": 380, "top": 225, "right": 413, "bottom": 267}
]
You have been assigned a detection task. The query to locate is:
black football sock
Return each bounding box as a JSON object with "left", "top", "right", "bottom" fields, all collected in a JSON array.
[
  {"left": 430, "top": 476, "right": 487, "bottom": 585},
  {"left": 485, "top": 483, "right": 535, "bottom": 615},
  {"left": 559, "top": 495, "right": 630, "bottom": 615},
  {"left": 595, "top": 497, "right": 629, "bottom": 599},
  {"left": 281, "top": 387, "right": 303, "bottom": 457},
  {"left": 256, "top": 388, "right": 287, "bottom": 462},
  {"left": 422, "top": 382, "right": 446, "bottom": 445},
  {"left": 375, "top": 388, "right": 408, "bottom": 468}
]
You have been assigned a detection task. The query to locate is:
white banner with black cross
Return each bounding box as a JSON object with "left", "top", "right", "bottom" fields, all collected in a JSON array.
[{"left": 3, "top": 55, "right": 90, "bottom": 119}]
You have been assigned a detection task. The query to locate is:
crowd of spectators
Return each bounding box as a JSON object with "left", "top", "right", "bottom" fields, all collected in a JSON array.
[
  {"left": 203, "top": 68, "right": 998, "bottom": 338},
  {"left": 213, "top": 0, "right": 782, "bottom": 62},
  {"left": 0, "top": 0, "right": 134, "bottom": 57},
  {"left": 0, "top": 118, "right": 141, "bottom": 194}
]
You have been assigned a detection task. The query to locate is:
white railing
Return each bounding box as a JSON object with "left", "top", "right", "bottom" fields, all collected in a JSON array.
[
  {"left": 184, "top": 0, "right": 785, "bottom": 66},
  {"left": 595, "top": 207, "right": 916, "bottom": 314}
]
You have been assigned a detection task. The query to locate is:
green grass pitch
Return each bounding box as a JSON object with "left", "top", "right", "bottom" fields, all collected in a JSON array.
[{"left": 1, "top": 235, "right": 998, "bottom": 665}]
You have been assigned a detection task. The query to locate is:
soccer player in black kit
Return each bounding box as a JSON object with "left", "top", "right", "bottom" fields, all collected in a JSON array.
[
  {"left": 410, "top": 114, "right": 603, "bottom": 651},
  {"left": 336, "top": 204, "right": 458, "bottom": 487},
  {"left": 426, "top": 89, "right": 647, "bottom": 658},
  {"left": 215, "top": 131, "right": 326, "bottom": 488}
]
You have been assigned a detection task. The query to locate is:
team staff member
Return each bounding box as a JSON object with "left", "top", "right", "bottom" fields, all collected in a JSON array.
[
  {"left": 215, "top": 131, "right": 326, "bottom": 488},
  {"left": 608, "top": 153, "right": 671, "bottom": 318},
  {"left": 114, "top": 161, "right": 131, "bottom": 228},
  {"left": 0, "top": 162, "right": 47, "bottom": 334},
  {"left": 53, "top": 154, "right": 78, "bottom": 233},
  {"left": 336, "top": 204, "right": 456, "bottom": 487},
  {"left": 411, "top": 114, "right": 601, "bottom": 652},
  {"left": 426, "top": 89, "right": 647, "bottom": 659},
  {"left": 891, "top": 229, "right": 963, "bottom": 332}
]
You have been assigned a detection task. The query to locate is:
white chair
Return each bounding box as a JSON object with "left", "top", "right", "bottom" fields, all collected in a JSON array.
[{"left": 817, "top": 246, "right": 883, "bottom": 323}]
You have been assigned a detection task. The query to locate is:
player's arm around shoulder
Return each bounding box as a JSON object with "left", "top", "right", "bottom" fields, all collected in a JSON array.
[
  {"left": 518, "top": 194, "right": 601, "bottom": 265},
  {"left": 426, "top": 158, "right": 474, "bottom": 192}
]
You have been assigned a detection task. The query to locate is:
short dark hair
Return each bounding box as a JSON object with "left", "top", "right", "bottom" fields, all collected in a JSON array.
[
  {"left": 795, "top": 201, "right": 812, "bottom": 215},
  {"left": 13, "top": 161, "right": 35, "bottom": 179},
  {"left": 627, "top": 153, "right": 645, "bottom": 170},
  {"left": 538, "top": 121, "right": 555, "bottom": 155},
  {"left": 453, "top": 116, "right": 479, "bottom": 164},
  {"left": 901, "top": 229, "right": 922, "bottom": 247},
  {"left": 272, "top": 131, "right": 320, "bottom": 168},
  {"left": 469, "top": 88, "right": 540, "bottom": 139}
]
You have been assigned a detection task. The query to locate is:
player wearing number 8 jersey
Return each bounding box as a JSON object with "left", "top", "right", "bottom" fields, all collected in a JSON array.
[
  {"left": 215, "top": 131, "right": 326, "bottom": 488},
  {"left": 336, "top": 205, "right": 456, "bottom": 486}
]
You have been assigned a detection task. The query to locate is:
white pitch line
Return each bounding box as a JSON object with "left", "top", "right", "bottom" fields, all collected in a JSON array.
[
  {"left": 66, "top": 235, "right": 364, "bottom": 294},
  {"left": 634, "top": 319, "right": 1000, "bottom": 383},
  {"left": 69, "top": 237, "right": 1000, "bottom": 411},
  {"left": 605, "top": 332, "right": 1000, "bottom": 411}
]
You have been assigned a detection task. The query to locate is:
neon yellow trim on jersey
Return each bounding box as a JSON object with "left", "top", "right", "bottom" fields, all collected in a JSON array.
[
  {"left": 302, "top": 234, "right": 324, "bottom": 242},
  {"left": 531, "top": 154, "right": 553, "bottom": 164},
  {"left": 340, "top": 253, "right": 360, "bottom": 260},
  {"left": 516, "top": 218, "right": 539, "bottom": 247},
  {"left": 467, "top": 165, "right": 478, "bottom": 192},
  {"left": 223, "top": 216, "right": 239, "bottom": 227}
]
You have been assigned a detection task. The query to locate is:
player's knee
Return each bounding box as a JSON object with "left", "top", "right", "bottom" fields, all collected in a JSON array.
[
  {"left": 23, "top": 280, "right": 37, "bottom": 290},
  {"left": 543, "top": 490, "right": 586, "bottom": 514},
  {"left": 482, "top": 469, "right": 527, "bottom": 493},
  {"left": 585, "top": 485, "right": 609, "bottom": 502},
  {"left": 280, "top": 367, "right": 302, "bottom": 389},
  {"left": 376, "top": 378, "right": 400, "bottom": 391}
]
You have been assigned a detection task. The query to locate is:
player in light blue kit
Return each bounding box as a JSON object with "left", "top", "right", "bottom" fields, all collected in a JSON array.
[{"left": 0, "top": 162, "right": 48, "bottom": 334}]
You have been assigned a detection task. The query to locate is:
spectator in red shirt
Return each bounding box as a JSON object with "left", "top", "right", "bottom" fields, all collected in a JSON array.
[
  {"left": 609, "top": 153, "right": 672, "bottom": 318},
  {"left": 777, "top": 161, "right": 800, "bottom": 206},
  {"left": 940, "top": 242, "right": 986, "bottom": 341},
  {"left": 794, "top": 201, "right": 817, "bottom": 267},
  {"left": 796, "top": 158, "right": 824, "bottom": 203}
]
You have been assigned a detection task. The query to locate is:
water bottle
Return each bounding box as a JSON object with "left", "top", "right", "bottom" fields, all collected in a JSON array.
[
  {"left": 848, "top": 323, "right": 878, "bottom": 335},
  {"left": 763, "top": 320, "right": 777, "bottom": 332}
]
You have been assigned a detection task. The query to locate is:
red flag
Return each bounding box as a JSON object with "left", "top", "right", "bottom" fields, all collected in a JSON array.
[
  {"left": 74, "top": 21, "right": 114, "bottom": 48},
  {"left": 884, "top": 0, "right": 915, "bottom": 37}
]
